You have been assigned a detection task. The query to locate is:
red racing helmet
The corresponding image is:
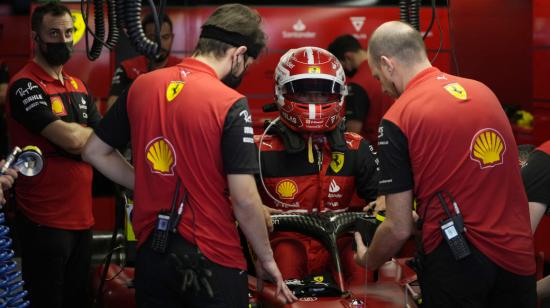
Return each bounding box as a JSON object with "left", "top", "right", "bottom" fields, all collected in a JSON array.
[{"left": 275, "top": 47, "right": 347, "bottom": 133}]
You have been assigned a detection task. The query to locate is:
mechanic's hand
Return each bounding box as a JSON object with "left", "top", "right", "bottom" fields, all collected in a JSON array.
[
  {"left": 353, "top": 232, "right": 368, "bottom": 266},
  {"left": 363, "top": 195, "right": 386, "bottom": 215},
  {"left": 0, "top": 160, "right": 18, "bottom": 205},
  {"left": 255, "top": 258, "right": 297, "bottom": 304},
  {"left": 263, "top": 205, "right": 283, "bottom": 232}
]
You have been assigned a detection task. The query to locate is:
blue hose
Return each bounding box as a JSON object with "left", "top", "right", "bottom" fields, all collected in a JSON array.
[{"left": 0, "top": 213, "right": 29, "bottom": 308}]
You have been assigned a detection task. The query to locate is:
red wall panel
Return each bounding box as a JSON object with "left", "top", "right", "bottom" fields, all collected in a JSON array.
[{"left": 450, "top": 0, "right": 532, "bottom": 108}]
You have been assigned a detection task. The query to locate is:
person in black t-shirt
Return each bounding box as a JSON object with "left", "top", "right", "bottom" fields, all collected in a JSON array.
[{"left": 520, "top": 141, "right": 550, "bottom": 299}]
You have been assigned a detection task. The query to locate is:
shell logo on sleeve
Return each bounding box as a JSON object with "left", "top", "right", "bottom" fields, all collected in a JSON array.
[
  {"left": 166, "top": 81, "right": 185, "bottom": 102},
  {"left": 444, "top": 82, "right": 467, "bottom": 100},
  {"left": 145, "top": 137, "right": 176, "bottom": 175},
  {"left": 51, "top": 96, "right": 67, "bottom": 116},
  {"left": 470, "top": 128, "right": 506, "bottom": 169},
  {"left": 276, "top": 179, "right": 298, "bottom": 199}
]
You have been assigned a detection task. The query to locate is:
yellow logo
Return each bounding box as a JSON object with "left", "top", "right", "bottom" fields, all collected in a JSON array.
[
  {"left": 71, "top": 11, "right": 86, "bottom": 45},
  {"left": 51, "top": 97, "right": 67, "bottom": 116},
  {"left": 276, "top": 179, "right": 298, "bottom": 199},
  {"left": 444, "top": 83, "right": 467, "bottom": 100},
  {"left": 330, "top": 152, "right": 344, "bottom": 173},
  {"left": 308, "top": 66, "right": 321, "bottom": 74},
  {"left": 146, "top": 138, "right": 176, "bottom": 175},
  {"left": 313, "top": 276, "right": 324, "bottom": 283},
  {"left": 166, "top": 81, "right": 185, "bottom": 102},
  {"left": 70, "top": 78, "right": 78, "bottom": 90},
  {"left": 470, "top": 129, "right": 506, "bottom": 169}
]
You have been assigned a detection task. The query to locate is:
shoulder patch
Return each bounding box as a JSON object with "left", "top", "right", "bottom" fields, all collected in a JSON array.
[
  {"left": 444, "top": 82, "right": 468, "bottom": 101},
  {"left": 255, "top": 134, "right": 285, "bottom": 151},
  {"left": 343, "top": 132, "right": 362, "bottom": 150}
]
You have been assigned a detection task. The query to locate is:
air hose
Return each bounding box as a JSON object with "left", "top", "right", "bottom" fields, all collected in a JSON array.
[
  {"left": 0, "top": 213, "right": 29, "bottom": 308},
  {"left": 399, "top": 0, "right": 421, "bottom": 31},
  {"left": 105, "top": 0, "right": 120, "bottom": 49},
  {"left": 124, "top": 0, "right": 159, "bottom": 58}
]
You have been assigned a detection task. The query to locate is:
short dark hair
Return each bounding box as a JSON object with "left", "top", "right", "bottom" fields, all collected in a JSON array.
[
  {"left": 193, "top": 4, "right": 266, "bottom": 59},
  {"left": 328, "top": 35, "right": 362, "bottom": 61},
  {"left": 142, "top": 12, "right": 173, "bottom": 33},
  {"left": 31, "top": 2, "right": 72, "bottom": 33}
]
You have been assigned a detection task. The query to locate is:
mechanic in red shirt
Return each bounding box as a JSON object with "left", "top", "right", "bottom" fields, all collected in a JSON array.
[
  {"left": 83, "top": 4, "right": 296, "bottom": 307},
  {"left": 106, "top": 13, "right": 180, "bottom": 110},
  {"left": 257, "top": 47, "right": 378, "bottom": 284},
  {"left": 6, "top": 3, "right": 101, "bottom": 307},
  {"left": 354, "top": 21, "right": 535, "bottom": 307},
  {"left": 328, "top": 35, "right": 393, "bottom": 145}
]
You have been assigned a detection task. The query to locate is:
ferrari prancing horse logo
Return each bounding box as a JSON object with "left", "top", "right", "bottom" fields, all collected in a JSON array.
[
  {"left": 330, "top": 152, "right": 344, "bottom": 173},
  {"left": 166, "top": 81, "right": 185, "bottom": 102},
  {"left": 444, "top": 82, "right": 467, "bottom": 100}
]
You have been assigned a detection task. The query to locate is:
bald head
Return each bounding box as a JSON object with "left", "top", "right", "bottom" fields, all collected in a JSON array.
[{"left": 367, "top": 21, "right": 427, "bottom": 68}]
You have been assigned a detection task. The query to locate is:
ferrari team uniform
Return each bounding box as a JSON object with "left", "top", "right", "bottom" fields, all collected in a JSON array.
[
  {"left": 96, "top": 58, "right": 258, "bottom": 307},
  {"left": 7, "top": 60, "right": 101, "bottom": 307},
  {"left": 256, "top": 126, "right": 377, "bottom": 282},
  {"left": 378, "top": 66, "right": 535, "bottom": 307}
]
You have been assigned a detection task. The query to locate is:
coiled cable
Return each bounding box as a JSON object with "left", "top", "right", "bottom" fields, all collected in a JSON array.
[{"left": 0, "top": 213, "right": 29, "bottom": 308}]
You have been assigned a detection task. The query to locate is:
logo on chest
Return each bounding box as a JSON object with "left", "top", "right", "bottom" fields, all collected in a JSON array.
[
  {"left": 275, "top": 179, "right": 298, "bottom": 199},
  {"left": 327, "top": 179, "right": 343, "bottom": 198},
  {"left": 330, "top": 152, "right": 344, "bottom": 173}
]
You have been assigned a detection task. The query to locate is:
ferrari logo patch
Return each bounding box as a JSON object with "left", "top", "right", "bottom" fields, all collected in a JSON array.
[
  {"left": 330, "top": 152, "right": 344, "bottom": 173},
  {"left": 70, "top": 78, "right": 78, "bottom": 90},
  {"left": 313, "top": 276, "right": 324, "bottom": 283},
  {"left": 444, "top": 83, "right": 467, "bottom": 100},
  {"left": 166, "top": 81, "right": 185, "bottom": 102}
]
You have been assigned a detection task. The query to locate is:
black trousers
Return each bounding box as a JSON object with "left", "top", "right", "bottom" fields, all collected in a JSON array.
[
  {"left": 419, "top": 241, "right": 536, "bottom": 308},
  {"left": 135, "top": 232, "right": 248, "bottom": 308},
  {"left": 16, "top": 213, "right": 92, "bottom": 308}
]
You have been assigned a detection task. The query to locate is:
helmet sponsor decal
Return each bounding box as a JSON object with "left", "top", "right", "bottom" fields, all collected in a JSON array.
[
  {"left": 276, "top": 179, "right": 298, "bottom": 199},
  {"left": 166, "top": 81, "right": 185, "bottom": 102},
  {"left": 470, "top": 128, "right": 506, "bottom": 169},
  {"left": 330, "top": 152, "right": 344, "bottom": 173},
  {"left": 308, "top": 66, "right": 321, "bottom": 74},
  {"left": 145, "top": 137, "right": 176, "bottom": 175},
  {"left": 444, "top": 82, "right": 468, "bottom": 100}
]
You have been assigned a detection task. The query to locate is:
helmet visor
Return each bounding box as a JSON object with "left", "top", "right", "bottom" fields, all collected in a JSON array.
[{"left": 282, "top": 79, "right": 343, "bottom": 104}]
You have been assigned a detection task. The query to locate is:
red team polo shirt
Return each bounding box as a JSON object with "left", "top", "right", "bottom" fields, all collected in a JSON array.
[
  {"left": 378, "top": 67, "right": 535, "bottom": 275},
  {"left": 96, "top": 58, "right": 259, "bottom": 270},
  {"left": 6, "top": 61, "right": 101, "bottom": 229}
]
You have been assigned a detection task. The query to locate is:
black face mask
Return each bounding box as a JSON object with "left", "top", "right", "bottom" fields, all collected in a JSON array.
[
  {"left": 222, "top": 56, "right": 247, "bottom": 89},
  {"left": 37, "top": 36, "right": 73, "bottom": 66},
  {"left": 345, "top": 68, "right": 358, "bottom": 78}
]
